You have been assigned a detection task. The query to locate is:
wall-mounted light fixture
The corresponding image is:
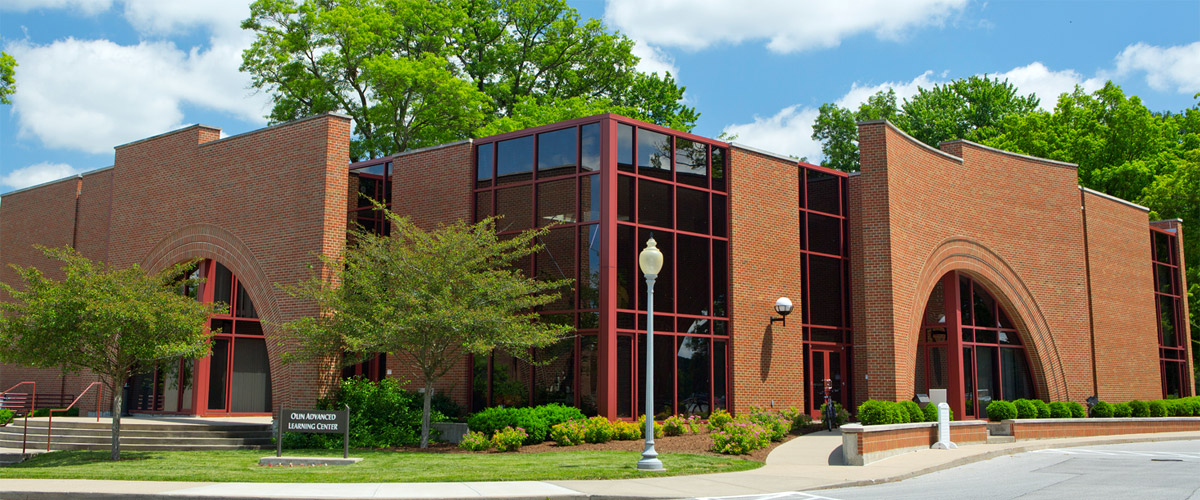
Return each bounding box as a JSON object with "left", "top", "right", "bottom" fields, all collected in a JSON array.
[{"left": 770, "top": 297, "right": 793, "bottom": 326}]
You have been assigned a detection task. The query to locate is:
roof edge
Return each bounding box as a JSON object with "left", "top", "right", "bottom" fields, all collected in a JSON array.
[
  {"left": 392, "top": 139, "right": 473, "bottom": 159},
  {"left": 1080, "top": 186, "right": 1149, "bottom": 212},
  {"left": 942, "top": 139, "right": 1078, "bottom": 170},
  {"left": 198, "top": 113, "right": 352, "bottom": 149},
  {"left": 857, "top": 120, "right": 964, "bottom": 164},
  {"left": 0, "top": 165, "right": 114, "bottom": 197},
  {"left": 729, "top": 142, "right": 797, "bottom": 164}
]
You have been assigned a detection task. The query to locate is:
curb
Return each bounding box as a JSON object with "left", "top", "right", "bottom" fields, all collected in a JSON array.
[{"left": 810, "top": 432, "right": 1200, "bottom": 491}]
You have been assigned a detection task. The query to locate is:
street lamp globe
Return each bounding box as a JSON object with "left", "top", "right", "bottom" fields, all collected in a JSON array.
[{"left": 639, "top": 235, "right": 663, "bottom": 275}]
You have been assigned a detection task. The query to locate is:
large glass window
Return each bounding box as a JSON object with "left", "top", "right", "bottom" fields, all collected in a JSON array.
[{"left": 1151, "top": 227, "right": 1190, "bottom": 398}]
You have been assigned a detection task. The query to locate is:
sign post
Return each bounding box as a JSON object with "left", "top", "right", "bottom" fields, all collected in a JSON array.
[{"left": 277, "top": 405, "right": 351, "bottom": 459}]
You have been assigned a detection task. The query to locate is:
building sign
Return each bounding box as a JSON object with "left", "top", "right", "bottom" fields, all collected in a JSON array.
[{"left": 276, "top": 405, "right": 351, "bottom": 458}]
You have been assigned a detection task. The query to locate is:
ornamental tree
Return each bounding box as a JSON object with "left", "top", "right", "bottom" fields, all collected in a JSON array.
[
  {"left": 283, "top": 210, "right": 573, "bottom": 448},
  {"left": 0, "top": 247, "right": 220, "bottom": 461}
]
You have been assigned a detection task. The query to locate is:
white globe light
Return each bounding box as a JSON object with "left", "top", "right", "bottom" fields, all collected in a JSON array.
[
  {"left": 639, "top": 236, "right": 664, "bottom": 275},
  {"left": 775, "top": 297, "right": 793, "bottom": 315}
]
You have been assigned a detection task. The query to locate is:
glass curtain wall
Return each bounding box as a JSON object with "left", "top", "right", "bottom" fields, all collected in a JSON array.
[
  {"left": 471, "top": 121, "right": 602, "bottom": 414},
  {"left": 798, "top": 166, "right": 853, "bottom": 418},
  {"left": 1151, "top": 228, "right": 1191, "bottom": 397},
  {"left": 204, "top": 261, "right": 273, "bottom": 414},
  {"left": 615, "top": 122, "right": 730, "bottom": 419},
  {"left": 342, "top": 160, "right": 394, "bottom": 381}
]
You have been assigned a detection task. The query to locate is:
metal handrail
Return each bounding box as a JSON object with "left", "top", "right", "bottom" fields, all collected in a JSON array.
[
  {"left": 0, "top": 381, "right": 36, "bottom": 454},
  {"left": 47, "top": 382, "right": 102, "bottom": 452}
]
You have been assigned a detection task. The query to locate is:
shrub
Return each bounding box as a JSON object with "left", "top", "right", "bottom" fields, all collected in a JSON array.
[
  {"left": 818, "top": 401, "right": 850, "bottom": 427},
  {"left": 491, "top": 426, "right": 528, "bottom": 452},
  {"left": 1030, "top": 399, "right": 1051, "bottom": 419},
  {"left": 1068, "top": 401, "right": 1087, "bottom": 418},
  {"left": 581, "top": 416, "right": 615, "bottom": 443},
  {"left": 0, "top": 409, "right": 13, "bottom": 426},
  {"left": 1112, "top": 402, "right": 1132, "bottom": 418},
  {"left": 686, "top": 415, "right": 704, "bottom": 434},
  {"left": 923, "top": 403, "right": 954, "bottom": 422},
  {"left": 613, "top": 421, "right": 642, "bottom": 440},
  {"left": 1164, "top": 399, "right": 1190, "bottom": 417},
  {"left": 707, "top": 409, "right": 733, "bottom": 430},
  {"left": 1127, "top": 400, "right": 1149, "bottom": 417},
  {"left": 986, "top": 400, "right": 1018, "bottom": 421},
  {"left": 1013, "top": 399, "right": 1037, "bottom": 419},
  {"left": 779, "top": 406, "right": 812, "bottom": 431},
  {"left": 29, "top": 407, "right": 80, "bottom": 418},
  {"left": 458, "top": 431, "right": 491, "bottom": 451},
  {"left": 533, "top": 403, "right": 586, "bottom": 428},
  {"left": 636, "top": 415, "right": 663, "bottom": 438},
  {"left": 858, "top": 400, "right": 905, "bottom": 425},
  {"left": 663, "top": 415, "right": 688, "bottom": 436},
  {"left": 747, "top": 409, "right": 792, "bottom": 441},
  {"left": 1147, "top": 400, "right": 1167, "bottom": 417},
  {"left": 1048, "top": 401, "right": 1071, "bottom": 418},
  {"left": 467, "top": 406, "right": 549, "bottom": 445},
  {"left": 1091, "top": 401, "right": 1113, "bottom": 418},
  {"left": 710, "top": 421, "right": 772, "bottom": 455},
  {"left": 550, "top": 421, "right": 585, "bottom": 446},
  {"left": 899, "top": 401, "right": 923, "bottom": 423}
]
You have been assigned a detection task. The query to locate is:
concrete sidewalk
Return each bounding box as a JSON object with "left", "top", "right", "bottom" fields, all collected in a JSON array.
[{"left": 1, "top": 429, "right": 1197, "bottom": 500}]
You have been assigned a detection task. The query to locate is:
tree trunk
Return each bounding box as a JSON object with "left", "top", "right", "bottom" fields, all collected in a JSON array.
[
  {"left": 110, "top": 390, "right": 122, "bottom": 461},
  {"left": 419, "top": 381, "right": 433, "bottom": 449}
]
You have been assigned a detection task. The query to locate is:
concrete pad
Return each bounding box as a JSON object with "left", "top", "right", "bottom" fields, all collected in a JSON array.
[{"left": 259, "top": 457, "right": 363, "bottom": 466}]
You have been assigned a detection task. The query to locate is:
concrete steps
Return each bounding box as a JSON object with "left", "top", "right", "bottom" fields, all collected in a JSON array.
[{"left": 0, "top": 418, "right": 273, "bottom": 452}]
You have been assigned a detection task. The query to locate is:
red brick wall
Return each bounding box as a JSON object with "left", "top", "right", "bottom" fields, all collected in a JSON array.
[
  {"left": 852, "top": 120, "right": 1094, "bottom": 405},
  {"left": 727, "top": 146, "right": 804, "bottom": 412},
  {"left": 1083, "top": 191, "right": 1160, "bottom": 400},
  {"left": 107, "top": 114, "right": 352, "bottom": 412},
  {"left": 75, "top": 168, "right": 113, "bottom": 264},
  {"left": 855, "top": 423, "right": 987, "bottom": 455},
  {"left": 1010, "top": 418, "right": 1200, "bottom": 439},
  {"left": 387, "top": 140, "right": 475, "bottom": 405}
]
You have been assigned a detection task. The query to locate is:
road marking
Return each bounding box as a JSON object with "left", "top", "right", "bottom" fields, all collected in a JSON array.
[
  {"left": 1033, "top": 448, "right": 1198, "bottom": 460},
  {"left": 692, "top": 492, "right": 841, "bottom": 500}
]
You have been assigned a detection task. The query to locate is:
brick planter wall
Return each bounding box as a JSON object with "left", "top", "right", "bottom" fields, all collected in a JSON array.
[
  {"left": 841, "top": 421, "right": 988, "bottom": 465},
  {"left": 1008, "top": 417, "right": 1200, "bottom": 440}
]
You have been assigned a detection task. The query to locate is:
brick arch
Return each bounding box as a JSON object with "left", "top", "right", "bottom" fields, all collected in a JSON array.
[
  {"left": 908, "top": 237, "right": 1069, "bottom": 402},
  {"left": 140, "top": 223, "right": 289, "bottom": 409}
]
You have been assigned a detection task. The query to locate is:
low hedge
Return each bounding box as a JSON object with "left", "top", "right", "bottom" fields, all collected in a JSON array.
[
  {"left": 1013, "top": 399, "right": 1037, "bottom": 419},
  {"left": 466, "top": 403, "right": 586, "bottom": 445},
  {"left": 986, "top": 400, "right": 1017, "bottom": 421}
]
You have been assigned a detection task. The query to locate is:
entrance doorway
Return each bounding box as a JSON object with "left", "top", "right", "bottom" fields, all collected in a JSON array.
[{"left": 805, "top": 344, "right": 849, "bottom": 418}]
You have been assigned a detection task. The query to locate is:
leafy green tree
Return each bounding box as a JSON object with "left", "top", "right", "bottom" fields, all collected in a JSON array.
[
  {"left": 0, "top": 51, "right": 15, "bottom": 104},
  {"left": 241, "top": 0, "right": 697, "bottom": 162},
  {"left": 0, "top": 248, "right": 219, "bottom": 460},
  {"left": 283, "top": 211, "right": 573, "bottom": 448},
  {"left": 811, "top": 76, "right": 1037, "bottom": 172}
]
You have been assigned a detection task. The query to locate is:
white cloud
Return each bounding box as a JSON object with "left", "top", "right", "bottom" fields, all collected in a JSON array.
[
  {"left": 606, "top": 0, "right": 969, "bottom": 53},
  {"left": 631, "top": 41, "right": 679, "bottom": 77},
  {"left": 721, "top": 62, "right": 1108, "bottom": 164},
  {"left": 120, "top": 0, "right": 249, "bottom": 38},
  {"left": 1, "top": 162, "right": 82, "bottom": 190},
  {"left": 721, "top": 105, "right": 822, "bottom": 162},
  {"left": 1114, "top": 41, "right": 1200, "bottom": 93},
  {"left": 7, "top": 37, "right": 271, "bottom": 154},
  {"left": 0, "top": 0, "right": 112, "bottom": 15}
]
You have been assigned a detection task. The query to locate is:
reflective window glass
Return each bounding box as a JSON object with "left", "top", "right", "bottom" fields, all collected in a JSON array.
[
  {"left": 474, "top": 191, "right": 492, "bottom": 223},
  {"left": 581, "top": 123, "right": 601, "bottom": 171},
  {"left": 579, "top": 335, "right": 599, "bottom": 415},
  {"left": 677, "top": 234, "right": 710, "bottom": 316},
  {"left": 581, "top": 174, "right": 600, "bottom": 222},
  {"left": 1156, "top": 263, "right": 1175, "bottom": 294},
  {"left": 713, "top": 241, "right": 728, "bottom": 317},
  {"left": 712, "top": 194, "right": 727, "bottom": 237},
  {"left": 536, "top": 228, "right": 575, "bottom": 311},
  {"left": 677, "top": 336, "right": 711, "bottom": 416},
  {"left": 617, "top": 224, "right": 635, "bottom": 309},
  {"left": 533, "top": 338, "right": 574, "bottom": 406},
  {"left": 638, "top": 129, "right": 672, "bottom": 180},
  {"left": 1159, "top": 295, "right": 1177, "bottom": 347},
  {"left": 235, "top": 283, "right": 257, "bottom": 318},
  {"left": 638, "top": 179, "right": 673, "bottom": 229},
  {"left": 495, "top": 185, "right": 533, "bottom": 231},
  {"left": 808, "top": 213, "right": 842, "bottom": 255},
  {"left": 677, "top": 187, "right": 708, "bottom": 234},
  {"left": 713, "top": 340, "right": 727, "bottom": 410},
  {"left": 538, "top": 128, "right": 576, "bottom": 177},
  {"left": 537, "top": 178, "right": 576, "bottom": 226},
  {"left": 676, "top": 139, "right": 707, "bottom": 187},
  {"left": 1153, "top": 231, "right": 1171, "bottom": 263},
  {"left": 213, "top": 262, "right": 233, "bottom": 308},
  {"left": 808, "top": 255, "right": 843, "bottom": 326},
  {"left": 617, "top": 175, "right": 634, "bottom": 222},
  {"left": 496, "top": 136, "right": 534, "bottom": 184},
  {"left": 974, "top": 286, "right": 997, "bottom": 328},
  {"left": 618, "top": 124, "right": 634, "bottom": 172},
  {"left": 638, "top": 228, "right": 672, "bottom": 312},
  {"left": 476, "top": 143, "right": 493, "bottom": 187},
  {"left": 579, "top": 224, "right": 600, "bottom": 309},
  {"left": 711, "top": 147, "right": 727, "bottom": 192},
  {"left": 617, "top": 336, "right": 632, "bottom": 417},
  {"left": 806, "top": 170, "right": 839, "bottom": 214}
]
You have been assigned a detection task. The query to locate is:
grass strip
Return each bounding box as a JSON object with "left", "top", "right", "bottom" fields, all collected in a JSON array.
[{"left": 0, "top": 449, "right": 761, "bottom": 482}]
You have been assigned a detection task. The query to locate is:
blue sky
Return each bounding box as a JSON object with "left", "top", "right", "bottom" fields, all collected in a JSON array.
[{"left": 1, "top": 0, "right": 1197, "bottom": 192}]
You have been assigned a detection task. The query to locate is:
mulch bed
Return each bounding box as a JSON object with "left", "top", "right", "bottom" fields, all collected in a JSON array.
[{"left": 390, "top": 424, "right": 826, "bottom": 462}]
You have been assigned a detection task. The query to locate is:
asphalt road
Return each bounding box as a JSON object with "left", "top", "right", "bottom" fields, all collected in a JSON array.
[{"left": 693, "top": 440, "right": 1200, "bottom": 500}]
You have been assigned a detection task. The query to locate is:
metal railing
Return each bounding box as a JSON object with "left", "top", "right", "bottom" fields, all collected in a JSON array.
[
  {"left": 0, "top": 382, "right": 36, "bottom": 453},
  {"left": 46, "top": 382, "right": 102, "bottom": 452}
]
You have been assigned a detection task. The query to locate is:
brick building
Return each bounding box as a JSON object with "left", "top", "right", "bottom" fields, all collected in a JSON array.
[{"left": 0, "top": 113, "right": 1192, "bottom": 421}]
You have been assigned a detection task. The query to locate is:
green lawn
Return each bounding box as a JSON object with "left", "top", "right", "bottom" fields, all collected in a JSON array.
[{"left": 0, "top": 449, "right": 761, "bottom": 482}]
